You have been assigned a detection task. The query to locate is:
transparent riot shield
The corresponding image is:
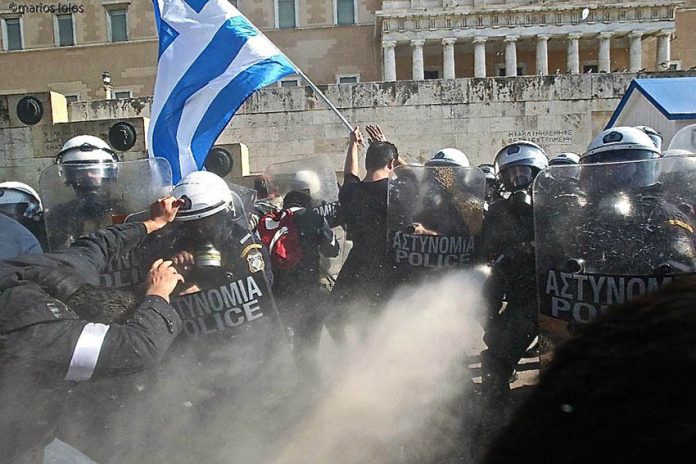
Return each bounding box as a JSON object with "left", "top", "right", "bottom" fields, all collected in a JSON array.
[
  {"left": 39, "top": 158, "right": 172, "bottom": 251},
  {"left": 228, "top": 182, "right": 258, "bottom": 228},
  {"left": 264, "top": 155, "right": 345, "bottom": 278},
  {"left": 534, "top": 158, "right": 696, "bottom": 367},
  {"left": 667, "top": 123, "right": 696, "bottom": 155},
  {"left": 387, "top": 166, "right": 486, "bottom": 279}
]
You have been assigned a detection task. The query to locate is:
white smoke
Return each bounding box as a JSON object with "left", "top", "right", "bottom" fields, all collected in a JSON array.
[
  {"left": 54, "top": 269, "right": 489, "bottom": 464},
  {"left": 271, "top": 270, "right": 487, "bottom": 464}
]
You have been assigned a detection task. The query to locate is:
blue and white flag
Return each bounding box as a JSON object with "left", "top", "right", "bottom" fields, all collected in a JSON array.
[{"left": 148, "top": 0, "right": 296, "bottom": 182}]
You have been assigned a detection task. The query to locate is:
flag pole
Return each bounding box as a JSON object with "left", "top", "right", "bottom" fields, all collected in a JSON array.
[{"left": 285, "top": 61, "right": 354, "bottom": 133}]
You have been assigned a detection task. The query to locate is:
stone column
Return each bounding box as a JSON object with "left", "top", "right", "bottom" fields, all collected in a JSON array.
[
  {"left": 383, "top": 40, "right": 397, "bottom": 81},
  {"left": 629, "top": 31, "right": 643, "bottom": 72},
  {"left": 504, "top": 35, "right": 519, "bottom": 77},
  {"left": 567, "top": 33, "right": 581, "bottom": 74},
  {"left": 598, "top": 32, "right": 612, "bottom": 73},
  {"left": 473, "top": 36, "right": 487, "bottom": 78},
  {"left": 442, "top": 38, "right": 456, "bottom": 79},
  {"left": 411, "top": 39, "right": 425, "bottom": 80},
  {"left": 656, "top": 30, "right": 672, "bottom": 70},
  {"left": 536, "top": 34, "right": 549, "bottom": 75}
]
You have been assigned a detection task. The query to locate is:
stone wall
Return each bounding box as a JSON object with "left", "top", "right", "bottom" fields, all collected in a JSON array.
[{"left": 3, "top": 71, "right": 695, "bottom": 189}]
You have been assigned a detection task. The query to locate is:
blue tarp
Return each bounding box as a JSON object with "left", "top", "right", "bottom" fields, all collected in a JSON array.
[{"left": 606, "top": 77, "right": 696, "bottom": 128}]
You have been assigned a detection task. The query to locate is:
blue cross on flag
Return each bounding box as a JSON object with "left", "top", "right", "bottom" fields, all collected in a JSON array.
[{"left": 148, "top": 0, "right": 296, "bottom": 182}]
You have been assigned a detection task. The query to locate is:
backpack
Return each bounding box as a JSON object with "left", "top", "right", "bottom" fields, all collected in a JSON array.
[{"left": 257, "top": 207, "right": 303, "bottom": 270}]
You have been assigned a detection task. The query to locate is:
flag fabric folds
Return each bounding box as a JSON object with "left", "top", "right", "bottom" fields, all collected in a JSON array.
[{"left": 148, "top": 0, "right": 296, "bottom": 182}]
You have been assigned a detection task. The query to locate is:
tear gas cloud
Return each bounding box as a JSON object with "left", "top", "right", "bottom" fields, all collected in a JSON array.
[{"left": 55, "top": 270, "right": 488, "bottom": 464}]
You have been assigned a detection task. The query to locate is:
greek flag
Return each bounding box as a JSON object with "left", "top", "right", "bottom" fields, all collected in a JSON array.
[{"left": 148, "top": 0, "right": 296, "bottom": 182}]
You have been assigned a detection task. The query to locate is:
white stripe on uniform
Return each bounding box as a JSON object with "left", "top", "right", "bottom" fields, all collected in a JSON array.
[{"left": 64, "top": 323, "right": 110, "bottom": 382}]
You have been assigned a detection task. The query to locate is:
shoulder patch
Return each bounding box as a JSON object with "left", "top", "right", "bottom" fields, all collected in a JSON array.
[
  {"left": 246, "top": 249, "right": 265, "bottom": 274},
  {"left": 667, "top": 219, "right": 694, "bottom": 234}
]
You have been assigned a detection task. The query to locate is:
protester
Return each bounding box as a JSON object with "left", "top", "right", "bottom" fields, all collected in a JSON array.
[
  {"left": 0, "top": 197, "right": 184, "bottom": 464},
  {"left": 328, "top": 124, "right": 406, "bottom": 341}
]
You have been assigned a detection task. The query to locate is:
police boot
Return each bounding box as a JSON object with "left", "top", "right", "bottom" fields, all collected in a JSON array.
[{"left": 480, "top": 350, "right": 512, "bottom": 409}]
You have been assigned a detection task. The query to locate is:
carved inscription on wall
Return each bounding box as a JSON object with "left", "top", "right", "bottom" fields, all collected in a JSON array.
[{"left": 506, "top": 129, "right": 575, "bottom": 145}]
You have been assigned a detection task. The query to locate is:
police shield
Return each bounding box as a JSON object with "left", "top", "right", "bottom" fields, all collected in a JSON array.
[
  {"left": 39, "top": 158, "right": 172, "bottom": 251},
  {"left": 264, "top": 155, "right": 345, "bottom": 277},
  {"left": 387, "top": 165, "right": 485, "bottom": 273},
  {"left": 666, "top": 123, "right": 696, "bottom": 155},
  {"left": 534, "top": 158, "right": 696, "bottom": 365},
  {"left": 264, "top": 155, "right": 341, "bottom": 227}
]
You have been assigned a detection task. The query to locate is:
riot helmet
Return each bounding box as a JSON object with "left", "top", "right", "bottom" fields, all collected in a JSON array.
[
  {"left": 290, "top": 170, "right": 321, "bottom": 199},
  {"left": 634, "top": 125, "right": 663, "bottom": 151},
  {"left": 56, "top": 135, "right": 119, "bottom": 194},
  {"left": 580, "top": 127, "right": 661, "bottom": 191},
  {"left": 494, "top": 141, "right": 548, "bottom": 191},
  {"left": 549, "top": 152, "right": 580, "bottom": 166},
  {"left": 172, "top": 171, "right": 245, "bottom": 249},
  {"left": 425, "top": 148, "right": 470, "bottom": 168},
  {"left": 0, "top": 181, "right": 43, "bottom": 224}
]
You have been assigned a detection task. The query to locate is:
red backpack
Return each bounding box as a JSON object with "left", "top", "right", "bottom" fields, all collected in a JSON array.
[{"left": 256, "top": 207, "right": 303, "bottom": 270}]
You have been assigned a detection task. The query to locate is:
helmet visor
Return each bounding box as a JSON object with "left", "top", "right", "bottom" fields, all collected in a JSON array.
[
  {"left": 63, "top": 162, "right": 118, "bottom": 190},
  {"left": 501, "top": 165, "right": 534, "bottom": 190},
  {"left": 0, "top": 203, "right": 29, "bottom": 221},
  {"left": 580, "top": 157, "right": 660, "bottom": 192},
  {"left": 582, "top": 149, "right": 659, "bottom": 165}
]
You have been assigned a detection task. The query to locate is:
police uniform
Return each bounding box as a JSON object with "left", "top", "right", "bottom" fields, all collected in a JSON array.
[
  {"left": 480, "top": 194, "right": 538, "bottom": 396},
  {"left": 0, "top": 223, "right": 182, "bottom": 463}
]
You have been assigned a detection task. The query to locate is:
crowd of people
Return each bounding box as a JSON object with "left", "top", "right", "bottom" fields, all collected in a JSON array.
[{"left": 1, "top": 121, "right": 695, "bottom": 463}]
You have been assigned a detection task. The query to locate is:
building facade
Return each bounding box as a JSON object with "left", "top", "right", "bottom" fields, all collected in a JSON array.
[{"left": 0, "top": 0, "right": 695, "bottom": 101}]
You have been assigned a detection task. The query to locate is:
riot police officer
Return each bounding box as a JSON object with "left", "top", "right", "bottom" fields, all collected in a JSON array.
[
  {"left": 480, "top": 141, "right": 548, "bottom": 403},
  {"left": 408, "top": 148, "right": 483, "bottom": 237},
  {"left": 549, "top": 152, "right": 580, "bottom": 166},
  {"left": 0, "top": 198, "right": 184, "bottom": 464},
  {"left": 573, "top": 126, "right": 696, "bottom": 275},
  {"left": 0, "top": 181, "right": 47, "bottom": 249},
  {"left": 44, "top": 135, "right": 122, "bottom": 250}
]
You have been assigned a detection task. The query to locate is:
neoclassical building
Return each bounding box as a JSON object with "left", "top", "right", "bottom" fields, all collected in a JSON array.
[
  {"left": 377, "top": 0, "right": 684, "bottom": 80},
  {"left": 0, "top": 0, "right": 694, "bottom": 100}
]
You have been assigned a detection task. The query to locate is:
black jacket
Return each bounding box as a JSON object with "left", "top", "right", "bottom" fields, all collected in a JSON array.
[
  {"left": 0, "top": 223, "right": 182, "bottom": 463},
  {"left": 481, "top": 195, "right": 537, "bottom": 312}
]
